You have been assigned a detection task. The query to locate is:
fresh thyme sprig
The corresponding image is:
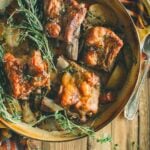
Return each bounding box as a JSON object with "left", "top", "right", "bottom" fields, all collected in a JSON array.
[
  {"left": 32, "top": 114, "right": 54, "bottom": 127},
  {"left": 0, "top": 90, "right": 21, "bottom": 122},
  {"left": 55, "top": 111, "right": 112, "bottom": 143},
  {"left": 7, "top": 0, "right": 56, "bottom": 70},
  {"left": 55, "top": 111, "right": 95, "bottom": 136}
]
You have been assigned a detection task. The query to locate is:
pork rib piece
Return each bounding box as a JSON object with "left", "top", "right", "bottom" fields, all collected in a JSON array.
[
  {"left": 57, "top": 57, "right": 100, "bottom": 122},
  {"left": 84, "top": 27, "right": 124, "bottom": 71},
  {"left": 4, "top": 51, "right": 50, "bottom": 99}
]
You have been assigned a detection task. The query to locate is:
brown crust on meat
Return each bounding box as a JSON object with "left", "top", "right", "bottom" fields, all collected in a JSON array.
[
  {"left": 3, "top": 51, "right": 50, "bottom": 99},
  {"left": 85, "top": 27, "right": 124, "bottom": 71}
]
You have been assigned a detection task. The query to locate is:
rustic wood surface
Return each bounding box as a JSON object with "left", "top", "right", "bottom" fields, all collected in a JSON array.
[{"left": 42, "top": 72, "right": 150, "bottom": 150}]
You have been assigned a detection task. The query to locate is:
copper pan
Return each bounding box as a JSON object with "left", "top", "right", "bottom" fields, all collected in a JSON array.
[{"left": 0, "top": 0, "right": 141, "bottom": 142}]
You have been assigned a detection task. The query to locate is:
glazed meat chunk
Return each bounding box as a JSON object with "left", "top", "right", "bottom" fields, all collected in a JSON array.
[
  {"left": 58, "top": 61, "right": 100, "bottom": 122},
  {"left": 45, "top": 23, "right": 61, "bottom": 38},
  {"left": 64, "top": 1, "right": 87, "bottom": 43},
  {"left": 29, "top": 51, "right": 50, "bottom": 88},
  {"left": 4, "top": 53, "right": 31, "bottom": 99},
  {"left": 44, "top": 0, "right": 87, "bottom": 60},
  {"left": 3, "top": 51, "right": 50, "bottom": 99},
  {"left": 30, "top": 51, "right": 47, "bottom": 73},
  {"left": 44, "top": 0, "right": 87, "bottom": 42},
  {"left": 63, "top": 0, "right": 87, "bottom": 60},
  {"left": 44, "top": 0, "right": 63, "bottom": 19},
  {"left": 84, "top": 27, "right": 124, "bottom": 71},
  {"left": 44, "top": 0, "right": 63, "bottom": 38}
]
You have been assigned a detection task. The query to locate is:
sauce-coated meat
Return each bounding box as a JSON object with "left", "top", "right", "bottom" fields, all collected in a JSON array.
[
  {"left": 64, "top": 2, "right": 87, "bottom": 43},
  {"left": 4, "top": 53, "right": 31, "bottom": 99},
  {"left": 85, "top": 27, "right": 123, "bottom": 71},
  {"left": 44, "top": 0, "right": 63, "bottom": 38},
  {"left": 44, "top": 0, "right": 87, "bottom": 43},
  {"left": 44, "top": 0, "right": 63, "bottom": 19},
  {"left": 4, "top": 51, "right": 50, "bottom": 99},
  {"left": 46, "top": 23, "right": 61, "bottom": 38},
  {"left": 59, "top": 67, "right": 100, "bottom": 122},
  {"left": 44, "top": 0, "right": 87, "bottom": 60}
]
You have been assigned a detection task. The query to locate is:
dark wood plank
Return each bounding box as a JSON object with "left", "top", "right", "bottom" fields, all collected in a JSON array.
[
  {"left": 111, "top": 113, "right": 128, "bottom": 150},
  {"left": 138, "top": 76, "right": 150, "bottom": 150},
  {"left": 87, "top": 124, "right": 112, "bottom": 150},
  {"left": 126, "top": 115, "right": 138, "bottom": 150},
  {"left": 42, "top": 138, "right": 87, "bottom": 150}
]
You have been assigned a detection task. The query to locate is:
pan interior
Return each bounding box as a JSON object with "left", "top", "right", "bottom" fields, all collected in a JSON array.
[{"left": 0, "top": 0, "right": 140, "bottom": 142}]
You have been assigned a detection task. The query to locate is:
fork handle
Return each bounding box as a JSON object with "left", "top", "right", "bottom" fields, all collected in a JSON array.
[{"left": 124, "top": 59, "right": 150, "bottom": 120}]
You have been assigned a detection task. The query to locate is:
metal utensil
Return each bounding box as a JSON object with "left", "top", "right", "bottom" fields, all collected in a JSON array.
[{"left": 124, "top": 34, "right": 150, "bottom": 120}]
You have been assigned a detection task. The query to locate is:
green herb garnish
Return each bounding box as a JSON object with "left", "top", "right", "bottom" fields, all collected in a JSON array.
[
  {"left": 55, "top": 111, "right": 112, "bottom": 143},
  {"left": 97, "top": 135, "right": 112, "bottom": 143},
  {"left": 7, "top": 0, "right": 56, "bottom": 70},
  {"left": 0, "top": 93, "right": 22, "bottom": 122},
  {"left": 23, "top": 74, "right": 33, "bottom": 81},
  {"left": 60, "top": 66, "right": 76, "bottom": 74},
  {"left": 87, "top": 11, "right": 104, "bottom": 25},
  {"left": 55, "top": 111, "right": 95, "bottom": 136}
]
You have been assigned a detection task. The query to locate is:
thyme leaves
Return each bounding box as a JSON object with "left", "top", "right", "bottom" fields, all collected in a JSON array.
[
  {"left": 7, "top": 0, "right": 56, "bottom": 70},
  {"left": 55, "top": 111, "right": 95, "bottom": 137},
  {"left": 55, "top": 111, "right": 112, "bottom": 143}
]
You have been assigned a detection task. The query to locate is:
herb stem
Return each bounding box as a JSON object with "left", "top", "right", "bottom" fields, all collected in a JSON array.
[{"left": 7, "top": 0, "right": 56, "bottom": 70}]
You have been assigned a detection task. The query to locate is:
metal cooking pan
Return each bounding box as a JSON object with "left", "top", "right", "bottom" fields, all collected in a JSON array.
[{"left": 0, "top": 0, "right": 141, "bottom": 142}]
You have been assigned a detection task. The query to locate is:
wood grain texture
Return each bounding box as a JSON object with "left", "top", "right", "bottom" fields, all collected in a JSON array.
[
  {"left": 126, "top": 116, "right": 138, "bottom": 150},
  {"left": 138, "top": 76, "right": 150, "bottom": 150},
  {"left": 42, "top": 138, "right": 87, "bottom": 150},
  {"left": 111, "top": 113, "right": 128, "bottom": 150},
  {"left": 87, "top": 123, "right": 112, "bottom": 150}
]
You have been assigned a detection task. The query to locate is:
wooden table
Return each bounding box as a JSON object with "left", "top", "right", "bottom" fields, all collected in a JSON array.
[{"left": 41, "top": 72, "right": 150, "bottom": 150}]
